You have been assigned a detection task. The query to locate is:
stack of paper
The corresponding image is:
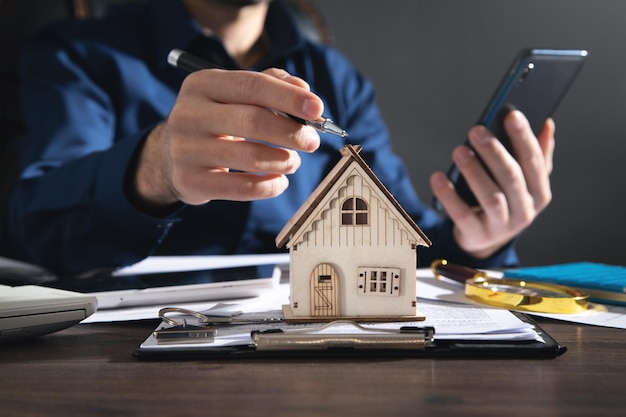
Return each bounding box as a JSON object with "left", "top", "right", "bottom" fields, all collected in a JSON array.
[{"left": 138, "top": 297, "right": 542, "bottom": 353}]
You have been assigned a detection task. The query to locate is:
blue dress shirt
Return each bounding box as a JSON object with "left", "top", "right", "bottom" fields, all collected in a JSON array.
[{"left": 4, "top": 0, "right": 517, "bottom": 276}]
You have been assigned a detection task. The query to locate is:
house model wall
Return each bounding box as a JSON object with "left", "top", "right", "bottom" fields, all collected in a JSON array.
[{"left": 276, "top": 145, "right": 431, "bottom": 321}]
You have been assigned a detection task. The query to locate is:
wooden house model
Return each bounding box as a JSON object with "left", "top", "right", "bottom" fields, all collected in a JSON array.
[{"left": 276, "top": 145, "right": 432, "bottom": 321}]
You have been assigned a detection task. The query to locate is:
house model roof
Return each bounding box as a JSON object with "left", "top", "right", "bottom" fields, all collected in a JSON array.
[{"left": 276, "top": 144, "right": 432, "bottom": 249}]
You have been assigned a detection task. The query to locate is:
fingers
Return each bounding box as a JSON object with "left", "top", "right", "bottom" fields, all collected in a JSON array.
[
  {"left": 504, "top": 111, "right": 554, "bottom": 212},
  {"left": 537, "top": 117, "right": 556, "bottom": 175},
  {"left": 463, "top": 111, "right": 553, "bottom": 217},
  {"left": 146, "top": 67, "right": 326, "bottom": 206},
  {"left": 263, "top": 67, "right": 311, "bottom": 90},
  {"left": 466, "top": 121, "right": 533, "bottom": 223},
  {"left": 172, "top": 136, "right": 301, "bottom": 175},
  {"left": 175, "top": 69, "right": 323, "bottom": 153},
  {"left": 431, "top": 110, "right": 556, "bottom": 259},
  {"left": 139, "top": 123, "right": 299, "bottom": 206},
  {"left": 430, "top": 170, "right": 496, "bottom": 258},
  {"left": 183, "top": 69, "right": 323, "bottom": 127},
  {"left": 430, "top": 170, "right": 482, "bottom": 227},
  {"left": 171, "top": 169, "right": 291, "bottom": 205},
  {"left": 203, "top": 102, "right": 321, "bottom": 152}
]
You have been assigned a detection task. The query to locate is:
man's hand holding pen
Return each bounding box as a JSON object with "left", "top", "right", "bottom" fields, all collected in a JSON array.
[{"left": 132, "top": 66, "right": 325, "bottom": 211}]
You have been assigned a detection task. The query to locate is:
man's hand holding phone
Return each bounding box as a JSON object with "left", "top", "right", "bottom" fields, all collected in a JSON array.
[
  {"left": 430, "top": 110, "right": 555, "bottom": 259},
  {"left": 431, "top": 48, "right": 586, "bottom": 259}
]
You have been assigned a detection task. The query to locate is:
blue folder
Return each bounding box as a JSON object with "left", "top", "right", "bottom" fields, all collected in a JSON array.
[{"left": 506, "top": 262, "right": 626, "bottom": 306}]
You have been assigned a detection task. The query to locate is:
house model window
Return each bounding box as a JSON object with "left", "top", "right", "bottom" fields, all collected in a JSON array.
[
  {"left": 341, "top": 197, "right": 368, "bottom": 225},
  {"left": 358, "top": 267, "right": 401, "bottom": 296}
]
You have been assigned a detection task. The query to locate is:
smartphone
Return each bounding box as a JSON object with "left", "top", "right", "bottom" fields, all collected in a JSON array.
[{"left": 435, "top": 48, "right": 588, "bottom": 210}]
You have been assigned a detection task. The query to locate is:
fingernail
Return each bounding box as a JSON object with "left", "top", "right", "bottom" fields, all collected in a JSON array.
[
  {"left": 302, "top": 98, "right": 321, "bottom": 119},
  {"left": 431, "top": 172, "right": 447, "bottom": 188},
  {"left": 509, "top": 110, "right": 525, "bottom": 130},
  {"left": 301, "top": 126, "right": 320, "bottom": 152},
  {"left": 455, "top": 146, "right": 474, "bottom": 165},
  {"left": 279, "top": 174, "right": 289, "bottom": 190},
  {"left": 472, "top": 126, "right": 490, "bottom": 146}
]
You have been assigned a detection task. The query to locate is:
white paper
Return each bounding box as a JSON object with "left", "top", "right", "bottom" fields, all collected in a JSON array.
[
  {"left": 112, "top": 253, "right": 289, "bottom": 276},
  {"left": 85, "top": 264, "right": 626, "bottom": 330},
  {"left": 82, "top": 281, "right": 290, "bottom": 323},
  {"left": 139, "top": 298, "right": 541, "bottom": 351}
]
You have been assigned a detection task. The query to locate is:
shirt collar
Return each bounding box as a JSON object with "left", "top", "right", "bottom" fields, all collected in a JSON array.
[
  {"left": 150, "top": 0, "right": 203, "bottom": 70},
  {"left": 262, "top": 0, "right": 307, "bottom": 65},
  {"left": 149, "top": 0, "right": 307, "bottom": 71}
]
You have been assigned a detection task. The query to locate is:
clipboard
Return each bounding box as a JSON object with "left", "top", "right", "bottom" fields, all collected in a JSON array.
[{"left": 133, "top": 308, "right": 566, "bottom": 360}]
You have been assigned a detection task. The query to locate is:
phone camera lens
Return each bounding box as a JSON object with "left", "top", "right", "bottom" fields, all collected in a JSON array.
[{"left": 517, "top": 62, "right": 534, "bottom": 85}]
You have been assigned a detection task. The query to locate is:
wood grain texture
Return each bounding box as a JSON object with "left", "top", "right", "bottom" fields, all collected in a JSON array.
[{"left": 1, "top": 318, "right": 625, "bottom": 416}]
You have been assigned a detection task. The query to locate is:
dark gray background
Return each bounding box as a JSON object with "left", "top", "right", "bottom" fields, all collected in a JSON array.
[{"left": 315, "top": 0, "right": 626, "bottom": 266}]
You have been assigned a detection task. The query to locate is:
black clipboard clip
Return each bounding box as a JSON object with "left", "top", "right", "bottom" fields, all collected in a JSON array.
[{"left": 251, "top": 320, "right": 436, "bottom": 351}]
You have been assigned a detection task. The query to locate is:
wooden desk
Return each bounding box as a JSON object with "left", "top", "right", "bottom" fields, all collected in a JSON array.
[{"left": 1, "top": 318, "right": 625, "bottom": 416}]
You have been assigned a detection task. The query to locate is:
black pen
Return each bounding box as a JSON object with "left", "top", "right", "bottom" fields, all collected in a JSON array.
[{"left": 167, "top": 49, "right": 348, "bottom": 138}]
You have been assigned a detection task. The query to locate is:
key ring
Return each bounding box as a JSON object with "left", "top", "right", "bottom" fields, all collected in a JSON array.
[{"left": 158, "top": 307, "right": 211, "bottom": 327}]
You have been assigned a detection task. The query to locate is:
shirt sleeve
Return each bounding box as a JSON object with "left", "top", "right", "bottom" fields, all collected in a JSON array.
[{"left": 4, "top": 29, "right": 179, "bottom": 277}]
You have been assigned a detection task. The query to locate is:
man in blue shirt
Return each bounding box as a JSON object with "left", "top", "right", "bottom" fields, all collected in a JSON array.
[{"left": 3, "top": 0, "right": 554, "bottom": 278}]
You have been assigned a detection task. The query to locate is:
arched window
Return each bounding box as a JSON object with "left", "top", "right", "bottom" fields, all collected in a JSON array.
[{"left": 341, "top": 197, "right": 368, "bottom": 225}]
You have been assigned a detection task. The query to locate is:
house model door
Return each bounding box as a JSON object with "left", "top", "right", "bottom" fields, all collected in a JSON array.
[{"left": 310, "top": 263, "right": 339, "bottom": 317}]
